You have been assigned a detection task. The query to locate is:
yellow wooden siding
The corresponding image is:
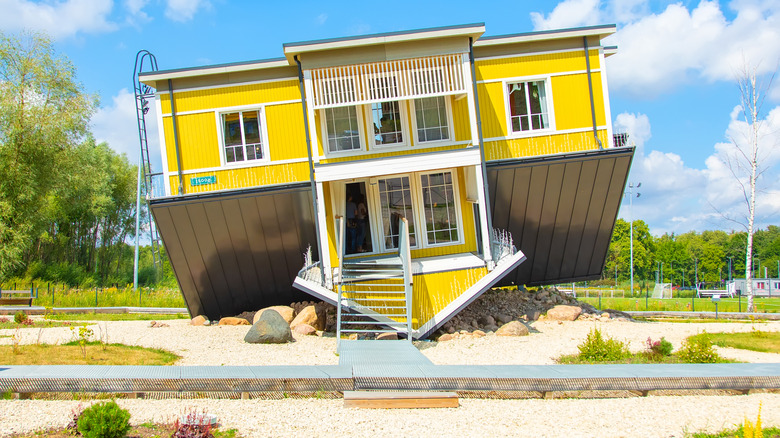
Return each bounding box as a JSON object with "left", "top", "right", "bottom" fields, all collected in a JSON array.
[
  {"left": 551, "top": 74, "right": 605, "bottom": 129},
  {"left": 485, "top": 129, "right": 610, "bottom": 161},
  {"left": 168, "top": 161, "right": 310, "bottom": 195},
  {"left": 265, "top": 103, "right": 308, "bottom": 161},
  {"left": 475, "top": 50, "right": 600, "bottom": 82},
  {"left": 451, "top": 96, "right": 472, "bottom": 142},
  {"left": 412, "top": 267, "right": 487, "bottom": 329},
  {"left": 163, "top": 112, "right": 220, "bottom": 172},
  {"left": 476, "top": 82, "right": 508, "bottom": 139},
  {"left": 159, "top": 80, "right": 300, "bottom": 114}
]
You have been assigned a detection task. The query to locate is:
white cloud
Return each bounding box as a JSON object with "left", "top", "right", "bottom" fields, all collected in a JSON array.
[
  {"left": 91, "top": 88, "right": 162, "bottom": 176},
  {"left": 164, "top": 0, "right": 208, "bottom": 22},
  {"left": 531, "top": 1, "right": 780, "bottom": 98},
  {"left": 530, "top": 0, "right": 602, "bottom": 30},
  {"left": 317, "top": 13, "right": 328, "bottom": 25},
  {"left": 124, "top": 0, "right": 151, "bottom": 25},
  {"left": 606, "top": 1, "right": 780, "bottom": 96},
  {"left": 613, "top": 112, "right": 651, "bottom": 154},
  {"left": 0, "top": 0, "right": 116, "bottom": 38}
]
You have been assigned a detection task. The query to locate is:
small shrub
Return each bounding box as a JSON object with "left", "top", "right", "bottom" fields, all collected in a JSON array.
[
  {"left": 77, "top": 400, "right": 131, "bottom": 438},
  {"left": 677, "top": 333, "right": 722, "bottom": 363},
  {"left": 645, "top": 337, "right": 673, "bottom": 358},
  {"left": 172, "top": 410, "right": 215, "bottom": 438},
  {"left": 743, "top": 402, "right": 763, "bottom": 438},
  {"left": 14, "top": 311, "right": 27, "bottom": 324},
  {"left": 577, "top": 328, "right": 630, "bottom": 362},
  {"left": 0, "top": 316, "right": 9, "bottom": 323}
]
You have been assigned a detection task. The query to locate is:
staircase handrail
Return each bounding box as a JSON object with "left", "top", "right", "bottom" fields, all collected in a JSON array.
[
  {"left": 335, "top": 215, "right": 345, "bottom": 285},
  {"left": 397, "top": 217, "right": 413, "bottom": 339}
]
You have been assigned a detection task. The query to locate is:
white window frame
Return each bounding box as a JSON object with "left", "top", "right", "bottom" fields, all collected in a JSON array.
[
  {"left": 410, "top": 95, "right": 455, "bottom": 147},
  {"left": 320, "top": 105, "right": 366, "bottom": 157},
  {"left": 363, "top": 100, "right": 410, "bottom": 151},
  {"left": 215, "top": 105, "right": 271, "bottom": 168},
  {"left": 502, "top": 75, "right": 556, "bottom": 138},
  {"left": 369, "top": 169, "right": 464, "bottom": 253}
]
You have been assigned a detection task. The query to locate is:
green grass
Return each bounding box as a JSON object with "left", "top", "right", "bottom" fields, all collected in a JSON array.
[
  {"left": 636, "top": 317, "right": 762, "bottom": 323},
  {"left": 705, "top": 330, "right": 780, "bottom": 353},
  {"left": 2, "top": 342, "right": 180, "bottom": 365},
  {"left": 0, "top": 319, "right": 74, "bottom": 329},
  {"left": 688, "top": 425, "right": 780, "bottom": 437},
  {"left": 4, "top": 284, "right": 186, "bottom": 308},
  {"left": 578, "top": 296, "right": 780, "bottom": 313},
  {"left": 45, "top": 313, "right": 188, "bottom": 321}
]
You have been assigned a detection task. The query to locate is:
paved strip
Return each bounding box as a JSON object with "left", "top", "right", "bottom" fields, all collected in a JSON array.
[
  {"left": 2, "top": 363, "right": 779, "bottom": 395},
  {"left": 0, "top": 306, "right": 189, "bottom": 315}
]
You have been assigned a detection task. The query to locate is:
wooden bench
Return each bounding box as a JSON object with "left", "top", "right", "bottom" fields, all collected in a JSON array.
[
  {"left": 697, "top": 289, "right": 734, "bottom": 298},
  {"left": 0, "top": 290, "right": 33, "bottom": 306}
]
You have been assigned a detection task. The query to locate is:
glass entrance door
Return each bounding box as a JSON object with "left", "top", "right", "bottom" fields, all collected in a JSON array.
[{"left": 344, "top": 182, "right": 373, "bottom": 256}]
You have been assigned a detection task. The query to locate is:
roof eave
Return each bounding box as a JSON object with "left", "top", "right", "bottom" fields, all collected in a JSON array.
[
  {"left": 138, "top": 58, "right": 292, "bottom": 87},
  {"left": 474, "top": 24, "right": 617, "bottom": 47}
]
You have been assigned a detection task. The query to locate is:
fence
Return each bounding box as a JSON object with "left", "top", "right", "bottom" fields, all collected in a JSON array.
[{"left": 0, "top": 282, "right": 184, "bottom": 308}]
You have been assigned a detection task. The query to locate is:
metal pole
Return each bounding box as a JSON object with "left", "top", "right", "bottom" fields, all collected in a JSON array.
[
  {"left": 629, "top": 185, "right": 634, "bottom": 297},
  {"left": 133, "top": 152, "right": 142, "bottom": 291},
  {"left": 728, "top": 257, "right": 732, "bottom": 281}
]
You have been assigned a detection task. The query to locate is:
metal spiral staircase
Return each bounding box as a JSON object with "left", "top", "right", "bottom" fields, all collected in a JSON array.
[{"left": 335, "top": 216, "right": 414, "bottom": 348}]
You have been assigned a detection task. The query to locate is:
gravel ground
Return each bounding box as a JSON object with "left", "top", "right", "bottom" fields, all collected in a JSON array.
[{"left": 2, "top": 318, "right": 780, "bottom": 437}]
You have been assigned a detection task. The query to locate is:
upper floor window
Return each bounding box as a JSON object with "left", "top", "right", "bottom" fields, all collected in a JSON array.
[
  {"left": 369, "top": 101, "right": 407, "bottom": 148},
  {"left": 507, "top": 80, "right": 550, "bottom": 133},
  {"left": 413, "top": 96, "right": 451, "bottom": 143},
  {"left": 324, "top": 106, "right": 362, "bottom": 153},
  {"left": 221, "top": 110, "right": 266, "bottom": 164}
]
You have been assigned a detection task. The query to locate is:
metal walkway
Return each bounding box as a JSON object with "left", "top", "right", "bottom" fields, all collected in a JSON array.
[{"left": 2, "top": 363, "right": 780, "bottom": 397}]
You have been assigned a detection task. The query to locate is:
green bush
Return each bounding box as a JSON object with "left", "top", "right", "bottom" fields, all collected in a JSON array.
[
  {"left": 577, "top": 328, "right": 630, "bottom": 362},
  {"left": 646, "top": 337, "right": 673, "bottom": 357},
  {"left": 77, "top": 400, "right": 131, "bottom": 438},
  {"left": 14, "top": 311, "right": 27, "bottom": 324},
  {"left": 677, "top": 333, "right": 722, "bottom": 363}
]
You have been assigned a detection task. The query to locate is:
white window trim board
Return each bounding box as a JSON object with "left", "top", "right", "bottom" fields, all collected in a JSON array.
[
  {"left": 319, "top": 105, "right": 367, "bottom": 157},
  {"left": 502, "top": 76, "right": 556, "bottom": 137},
  {"left": 410, "top": 96, "right": 455, "bottom": 147},
  {"left": 215, "top": 107, "right": 272, "bottom": 167},
  {"left": 364, "top": 100, "right": 410, "bottom": 150}
]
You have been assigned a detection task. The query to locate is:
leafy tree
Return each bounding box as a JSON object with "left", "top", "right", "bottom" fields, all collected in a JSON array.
[{"left": 0, "top": 31, "right": 96, "bottom": 278}]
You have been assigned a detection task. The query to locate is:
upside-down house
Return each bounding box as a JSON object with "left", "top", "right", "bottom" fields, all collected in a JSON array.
[{"left": 138, "top": 23, "right": 633, "bottom": 340}]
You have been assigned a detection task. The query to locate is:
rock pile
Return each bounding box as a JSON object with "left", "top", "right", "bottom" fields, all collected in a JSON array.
[
  {"left": 432, "top": 287, "right": 632, "bottom": 340},
  {"left": 189, "top": 287, "right": 631, "bottom": 343}
]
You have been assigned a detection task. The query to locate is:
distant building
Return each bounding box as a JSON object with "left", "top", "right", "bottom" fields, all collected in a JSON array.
[{"left": 727, "top": 278, "right": 780, "bottom": 297}]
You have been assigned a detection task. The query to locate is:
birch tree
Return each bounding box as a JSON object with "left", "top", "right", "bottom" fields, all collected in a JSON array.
[{"left": 722, "top": 61, "right": 777, "bottom": 312}]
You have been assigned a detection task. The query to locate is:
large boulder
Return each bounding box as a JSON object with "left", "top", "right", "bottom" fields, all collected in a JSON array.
[
  {"left": 218, "top": 317, "right": 250, "bottom": 326},
  {"left": 546, "top": 305, "right": 582, "bottom": 321},
  {"left": 290, "top": 305, "right": 325, "bottom": 331},
  {"left": 190, "top": 315, "right": 207, "bottom": 326},
  {"left": 495, "top": 321, "right": 529, "bottom": 337},
  {"left": 293, "top": 323, "right": 317, "bottom": 336},
  {"left": 244, "top": 310, "right": 293, "bottom": 344},
  {"left": 254, "top": 306, "right": 296, "bottom": 324}
]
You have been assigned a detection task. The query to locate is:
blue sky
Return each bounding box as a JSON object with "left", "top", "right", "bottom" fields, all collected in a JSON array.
[{"left": 2, "top": 0, "right": 779, "bottom": 236}]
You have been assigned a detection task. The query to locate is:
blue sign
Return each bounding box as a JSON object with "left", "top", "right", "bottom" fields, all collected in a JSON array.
[{"left": 191, "top": 175, "right": 216, "bottom": 186}]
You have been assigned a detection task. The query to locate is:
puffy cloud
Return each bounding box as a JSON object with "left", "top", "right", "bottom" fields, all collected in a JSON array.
[
  {"left": 0, "top": 0, "right": 116, "bottom": 38},
  {"left": 530, "top": 0, "right": 602, "bottom": 30},
  {"left": 317, "top": 13, "right": 328, "bottom": 25},
  {"left": 164, "top": 0, "right": 208, "bottom": 22},
  {"left": 613, "top": 112, "right": 651, "bottom": 154},
  {"left": 531, "top": 1, "right": 780, "bottom": 98},
  {"left": 91, "top": 88, "right": 162, "bottom": 175},
  {"left": 124, "top": 0, "right": 151, "bottom": 25}
]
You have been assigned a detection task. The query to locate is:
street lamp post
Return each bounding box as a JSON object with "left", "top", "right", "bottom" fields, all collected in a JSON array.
[
  {"left": 626, "top": 182, "right": 641, "bottom": 297},
  {"left": 728, "top": 257, "right": 733, "bottom": 282}
]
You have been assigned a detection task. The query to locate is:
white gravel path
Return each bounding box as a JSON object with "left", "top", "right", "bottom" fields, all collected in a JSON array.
[{"left": 2, "top": 318, "right": 780, "bottom": 437}]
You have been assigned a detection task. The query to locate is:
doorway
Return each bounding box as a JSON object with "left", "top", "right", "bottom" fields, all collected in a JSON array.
[{"left": 345, "top": 182, "right": 374, "bottom": 256}]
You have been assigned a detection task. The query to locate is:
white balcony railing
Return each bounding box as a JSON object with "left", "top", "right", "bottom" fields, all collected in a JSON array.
[{"left": 309, "top": 53, "right": 467, "bottom": 109}]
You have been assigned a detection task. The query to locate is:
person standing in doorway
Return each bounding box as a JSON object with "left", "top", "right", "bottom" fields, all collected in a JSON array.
[
  {"left": 356, "top": 194, "right": 368, "bottom": 252},
  {"left": 346, "top": 193, "right": 357, "bottom": 254}
]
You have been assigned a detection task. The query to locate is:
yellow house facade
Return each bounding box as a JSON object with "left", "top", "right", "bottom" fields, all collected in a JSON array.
[{"left": 140, "top": 23, "right": 633, "bottom": 340}]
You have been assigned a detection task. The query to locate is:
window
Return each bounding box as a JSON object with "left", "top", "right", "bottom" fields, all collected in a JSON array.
[
  {"left": 374, "top": 170, "right": 462, "bottom": 252},
  {"left": 507, "top": 80, "right": 550, "bottom": 133},
  {"left": 324, "top": 106, "right": 362, "bottom": 153},
  {"left": 413, "top": 96, "right": 450, "bottom": 143},
  {"left": 221, "top": 110, "right": 265, "bottom": 163},
  {"left": 420, "top": 172, "right": 458, "bottom": 245},
  {"left": 378, "top": 176, "right": 416, "bottom": 249},
  {"left": 370, "top": 101, "right": 405, "bottom": 147}
]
